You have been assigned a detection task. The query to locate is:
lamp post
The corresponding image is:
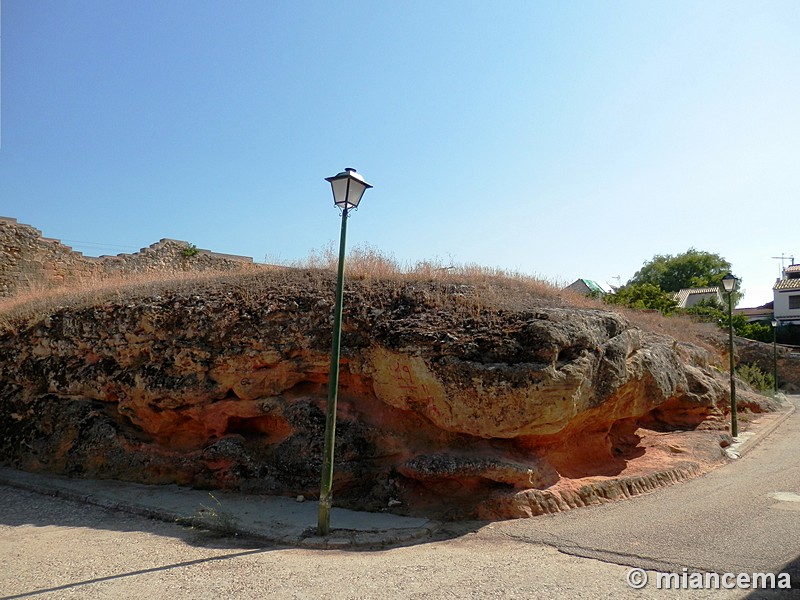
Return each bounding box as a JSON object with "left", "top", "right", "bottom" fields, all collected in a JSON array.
[
  {"left": 721, "top": 273, "right": 739, "bottom": 438},
  {"left": 318, "top": 168, "right": 372, "bottom": 536},
  {"left": 772, "top": 318, "right": 779, "bottom": 393}
]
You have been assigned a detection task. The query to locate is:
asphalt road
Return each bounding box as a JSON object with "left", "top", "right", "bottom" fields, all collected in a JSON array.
[
  {"left": 489, "top": 395, "right": 800, "bottom": 595},
  {"left": 0, "top": 483, "right": 744, "bottom": 600},
  {"left": 0, "top": 397, "right": 797, "bottom": 599}
]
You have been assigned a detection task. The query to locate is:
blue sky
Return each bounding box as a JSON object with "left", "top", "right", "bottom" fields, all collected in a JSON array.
[{"left": 1, "top": 1, "right": 798, "bottom": 307}]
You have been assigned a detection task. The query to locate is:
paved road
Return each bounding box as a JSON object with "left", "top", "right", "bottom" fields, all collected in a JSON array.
[
  {"left": 0, "top": 398, "right": 797, "bottom": 599},
  {"left": 488, "top": 395, "right": 800, "bottom": 595},
  {"left": 0, "top": 483, "right": 745, "bottom": 600}
]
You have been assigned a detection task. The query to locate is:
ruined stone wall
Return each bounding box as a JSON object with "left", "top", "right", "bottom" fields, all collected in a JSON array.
[{"left": 0, "top": 217, "right": 255, "bottom": 297}]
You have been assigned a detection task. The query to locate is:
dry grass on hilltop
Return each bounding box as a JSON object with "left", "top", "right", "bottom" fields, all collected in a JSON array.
[{"left": 0, "top": 244, "right": 721, "bottom": 359}]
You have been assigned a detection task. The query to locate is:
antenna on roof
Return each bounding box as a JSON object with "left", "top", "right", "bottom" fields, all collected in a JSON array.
[{"left": 772, "top": 254, "right": 795, "bottom": 277}]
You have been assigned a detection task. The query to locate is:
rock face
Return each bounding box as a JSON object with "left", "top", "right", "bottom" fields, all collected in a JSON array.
[{"left": 0, "top": 269, "right": 745, "bottom": 518}]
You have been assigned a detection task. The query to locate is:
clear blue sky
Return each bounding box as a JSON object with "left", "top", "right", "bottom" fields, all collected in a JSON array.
[{"left": 2, "top": 1, "right": 798, "bottom": 307}]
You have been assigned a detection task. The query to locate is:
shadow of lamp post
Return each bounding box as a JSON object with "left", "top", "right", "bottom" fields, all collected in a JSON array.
[
  {"left": 772, "top": 318, "right": 779, "bottom": 393},
  {"left": 721, "top": 273, "right": 739, "bottom": 438},
  {"left": 318, "top": 168, "right": 373, "bottom": 536}
]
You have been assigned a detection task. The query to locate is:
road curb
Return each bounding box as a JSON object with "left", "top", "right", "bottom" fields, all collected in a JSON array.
[{"left": 726, "top": 398, "right": 796, "bottom": 459}]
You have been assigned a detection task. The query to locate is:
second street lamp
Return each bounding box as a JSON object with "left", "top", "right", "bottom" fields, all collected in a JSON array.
[
  {"left": 318, "top": 168, "right": 372, "bottom": 536},
  {"left": 720, "top": 273, "right": 739, "bottom": 438},
  {"left": 772, "top": 318, "right": 779, "bottom": 393}
]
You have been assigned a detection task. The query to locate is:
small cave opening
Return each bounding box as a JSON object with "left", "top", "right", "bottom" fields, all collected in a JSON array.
[
  {"left": 225, "top": 415, "right": 293, "bottom": 444},
  {"left": 608, "top": 418, "right": 643, "bottom": 458},
  {"left": 286, "top": 381, "right": 325, "bottom": 397}
]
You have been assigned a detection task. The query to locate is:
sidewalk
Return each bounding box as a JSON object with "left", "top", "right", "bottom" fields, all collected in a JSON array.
[
  {"left": 0, "top": 466, "right": 439, "bottom": 549},
  {"left": 1, "top": 396, "right": 795, "bottom": 550}
]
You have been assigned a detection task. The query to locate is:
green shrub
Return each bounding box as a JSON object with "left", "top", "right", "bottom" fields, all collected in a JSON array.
[
  {"left": 737, "top": 321, "right": 772, "bottom": 343},
  {"left": 737, "top": 363, "right": 775, "bottom": 392}
]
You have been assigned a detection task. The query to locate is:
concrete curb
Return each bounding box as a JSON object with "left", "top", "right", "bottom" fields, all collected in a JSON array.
[{"left": 725, "top": 396, "right": 796, "bottom": 459}]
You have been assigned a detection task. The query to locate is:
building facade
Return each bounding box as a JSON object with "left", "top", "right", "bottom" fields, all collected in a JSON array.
[{"left": 774, "top": 264, "right": 800, "bottom": 324}]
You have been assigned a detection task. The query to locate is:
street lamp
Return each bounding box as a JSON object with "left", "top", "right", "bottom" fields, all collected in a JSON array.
[
  {"left": 720, "top": 273, "right": 739, "bottom": 438},
  {"left": 772, "top": 318, "right": 779, "bottom": 393},
  {"left": 318, "top": 168, "right": 372, "bottom": 536}
]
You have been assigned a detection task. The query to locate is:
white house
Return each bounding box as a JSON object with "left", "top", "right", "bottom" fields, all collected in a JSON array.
[
  {"left": 774, "top": 264, "right": 800, "bottom": 324},
  {"left": 673, "top": 287, "right": 723, "bottom": 309}
]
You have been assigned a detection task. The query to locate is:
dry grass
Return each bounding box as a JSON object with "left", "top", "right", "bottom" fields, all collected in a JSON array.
[
  {"left": 0, "top": 243, "right": 722, "bottom": 359},
  {"left": 286, "top": 244, "right": 722, "bottom": 356},
  {"left": 291, "top": 242, "right": 562, "bottom": 300},
  {"left": 0, "top": 266, "right": 270, "bottom": 329}
]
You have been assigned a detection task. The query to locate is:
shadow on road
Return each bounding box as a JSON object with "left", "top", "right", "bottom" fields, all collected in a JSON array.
[
  {"left": 742, "top": 552, "right": 800, "bottom": 598},
  {"left": 0, "top": 482, "right": 486, "bottom": 553}
]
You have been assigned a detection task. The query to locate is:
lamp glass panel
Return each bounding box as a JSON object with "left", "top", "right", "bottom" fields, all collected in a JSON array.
[
  {"left": 721, "top": 275, "right": 738, "bottom": 292},
  {"left": 345, "top": 179, "right": 368, "bottom": 208},
  {"left": 330, "top": 178, "right": 350, "bottom": 208}
]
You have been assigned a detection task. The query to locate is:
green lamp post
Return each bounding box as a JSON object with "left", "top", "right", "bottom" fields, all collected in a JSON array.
[
  {"left": 772, "top": 318, "right": 778, "bottom": 393},
  {"left": 721, "top": 273, "right": 739, "bottom": 438},
  {"left": 318, "top": 168, "right": 372, "bottom": 536}
]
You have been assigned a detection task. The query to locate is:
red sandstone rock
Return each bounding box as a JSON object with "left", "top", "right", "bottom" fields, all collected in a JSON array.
[{"left": 0, "top": 269, "right": 775, "bottom": 519}]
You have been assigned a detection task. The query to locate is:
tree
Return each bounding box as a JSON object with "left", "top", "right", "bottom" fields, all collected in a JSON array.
[
  {"left": 683, "top": 298, "right": 772, "bottom": 341},
  {"left": 682, "top": 297, "right": 726, "bottom": 321},
  {"left": 628, "top": 248, "right": 733, "bottom": 293},
  {"left": 603, "top": 283, "right": 678, "bottom": 315}
]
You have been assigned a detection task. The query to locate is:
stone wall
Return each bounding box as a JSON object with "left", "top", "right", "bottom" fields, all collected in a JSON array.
[{"left": 0, "top": 217, "right": 256, "bottom": 297}]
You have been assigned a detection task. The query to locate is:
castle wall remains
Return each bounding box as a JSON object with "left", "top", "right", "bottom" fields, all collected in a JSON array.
[{"left": 0, "top": 216, "right": 255, "bottom": 297}]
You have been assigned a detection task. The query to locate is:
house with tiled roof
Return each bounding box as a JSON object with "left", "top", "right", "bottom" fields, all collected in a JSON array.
[
  {"left": 774, "top": 264, "right": 800, "bottom": 324},
  {"left": 673, "top": 287, "right": 723, "bottom": 309},
  {"left": 734, "top": 301, "right": 775, "bottom": 323}
]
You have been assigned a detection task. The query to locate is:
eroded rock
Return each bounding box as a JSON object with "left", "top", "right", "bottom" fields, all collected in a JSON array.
[{"left": 0, "top": 269, "right": 757, "bottom": 518}]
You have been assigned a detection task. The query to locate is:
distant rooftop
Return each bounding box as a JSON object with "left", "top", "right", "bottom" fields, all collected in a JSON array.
[
  {"left": 775, "top": 278, "right": 800, "bottom": 291},
  {"left": 775, "top": 263, "right": 800, "bottom": 290},
  {"left": 674, "top": 287, "right": 721, "bottom": 308},
  {"left": 564, "top": 278, "right": 615, "bottom": 295}
]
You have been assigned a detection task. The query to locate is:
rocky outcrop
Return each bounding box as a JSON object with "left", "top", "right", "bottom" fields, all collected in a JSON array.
[{"left": 0, "top": 269, "right": 761, "bottom": 519}]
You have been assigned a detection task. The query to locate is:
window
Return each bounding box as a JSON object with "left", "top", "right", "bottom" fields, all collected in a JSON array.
[{"left": 790, "top": 295, "right": 800, "bottom": 310}]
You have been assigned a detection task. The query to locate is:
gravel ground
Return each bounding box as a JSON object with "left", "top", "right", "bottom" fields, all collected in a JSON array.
[{"left": 0, "top": 486, "right": 745, "bottom": 600}]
